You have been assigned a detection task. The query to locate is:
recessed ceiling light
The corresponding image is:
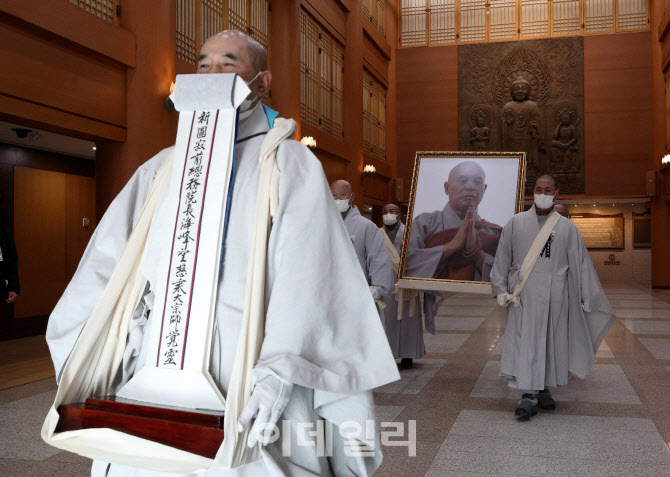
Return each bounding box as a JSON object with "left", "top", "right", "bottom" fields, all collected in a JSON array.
[{"left": 92, "top": 146, "right": 97, "bottom": 150}]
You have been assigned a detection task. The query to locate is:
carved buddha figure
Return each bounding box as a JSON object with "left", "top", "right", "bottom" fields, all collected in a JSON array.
[
  {"left": 551, "top": 111, "right": 578, "bottom": 172},
  {"left": 470, "top": 114, "right": 490, "bottom": 151},
  {"left": 501, "top": 77, "right": 545, "bottom": 170}
]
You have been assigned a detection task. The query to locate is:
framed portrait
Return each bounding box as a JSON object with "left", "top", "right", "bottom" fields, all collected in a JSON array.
[{"left": 398, "top": 152, "right": 526, "bottom": 294}]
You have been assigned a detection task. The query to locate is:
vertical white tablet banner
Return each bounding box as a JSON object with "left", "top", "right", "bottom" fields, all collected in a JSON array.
[{"left": 118, "top": 74, "right": 250, "bottom": 411}]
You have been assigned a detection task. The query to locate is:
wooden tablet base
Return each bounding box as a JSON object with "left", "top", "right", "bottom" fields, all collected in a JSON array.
[{"left": 56, "top": 396, "right": 224, "bottom": 458}]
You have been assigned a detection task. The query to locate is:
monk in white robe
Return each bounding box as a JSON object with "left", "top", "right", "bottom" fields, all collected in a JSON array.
[
  {"left": 379, "top": 204, "right": 425, "bottom": 368},
  {"left": 46, "top": 31, "right": 399, "bottom": 476},
  {"left": 491, "top": 175, "right": 615, "bottom": 421},
  {"left": 330, "top": 180, "right": 395, "bottom": 316}
]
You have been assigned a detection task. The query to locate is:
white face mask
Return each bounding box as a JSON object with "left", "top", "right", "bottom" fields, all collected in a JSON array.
[
  {"left": 383, "top": 213, "right": 398, "bottom": 226},
  {"left": 239, "top": 72, "right": 261, "bottom": 113},
  {"left": 534, "top": 193, "right": 556, "bottom": 210},
  {"left": 334, "top": 196, "right": 352, "bottom": 214}
]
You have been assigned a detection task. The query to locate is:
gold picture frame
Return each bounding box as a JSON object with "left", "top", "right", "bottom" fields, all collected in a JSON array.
[{"left": 397, "top": 151, "right": 526, "bottom": 294}]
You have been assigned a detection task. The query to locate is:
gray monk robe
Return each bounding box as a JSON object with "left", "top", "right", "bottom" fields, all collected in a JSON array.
[
  {"left": 404, "top": 204, "right": 503, "bottom": 333},
  {"left": 407, "top": 204, "right": 502, "bottom": 282},
  {"left": 381, "top": 222, "right": 426, "bottom": 359},
  {"left": 490, "top": 206, "right": 615, "bottom": 391},
  {"left": 343, "top": 206, "right": 395, "bottom": 312},
  {"left": 46, "top": 105, "right": 400, "bottom": 477}
]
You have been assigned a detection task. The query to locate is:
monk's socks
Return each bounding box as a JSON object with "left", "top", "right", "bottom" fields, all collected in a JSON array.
[
  {"left": 515, "top": 394, "right": 538, "bottom": 421},
  {"left": 536, "top": 389, "right": 556, "bottom": 410}
]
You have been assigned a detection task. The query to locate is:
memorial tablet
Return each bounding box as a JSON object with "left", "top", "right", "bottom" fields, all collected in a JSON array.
[{"left": 55, "top": 73, "right": 250, "bottom": 452}]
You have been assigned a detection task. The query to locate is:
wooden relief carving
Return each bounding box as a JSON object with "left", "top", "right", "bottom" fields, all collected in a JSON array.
[{"left": 459, "top": 38, "right": 585, "bottom": 194}]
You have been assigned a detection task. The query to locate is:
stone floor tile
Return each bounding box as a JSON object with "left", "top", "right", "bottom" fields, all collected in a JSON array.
[
  {"left": 470, "top": 362, "right": 640, "bottom": 404},
  {"left": 638, "top": 338, "right": 670, "bottom": 360},
  {"left": 375, "top": 405, "right": 405, "bottom": 424},
  {"left": 616, "top": 309, "right": 670, "bottom": 319},
  {"left": 423, "top": 333, "right": 470, "bottom": 353},
  {"left": 434, "top": 317, "right": 485, "bottom": 331},
  {"left": 0, "top": 392, "right": 61, "bottom": 461},
  {"left": 376, "top": 359, "right": 447, "bottom": 395},
  {"left": 622, "top": 320, "right": 670, "bottom": 335}
]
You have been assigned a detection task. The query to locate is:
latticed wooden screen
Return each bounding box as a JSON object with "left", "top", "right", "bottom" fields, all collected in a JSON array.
[
  {"left": 68, "top": 0, "right": 119, "bottom": 24},
  {"left": 584, "top": 0, "right": 614, "bottom": 32},
  {"left": 400, "top": 0, "right": 649, "bottom": 47},
  {"left": 430, "top": 0, "right": 457, "bottom": 45},
  {"left": 552, "top": 0, "right": 581, "bottom": 36},
  {"left": 522, "top": 0, "right": 550, "bottom": 37},
  {"left": 401, "top": 0, "right": 428, "bottom": 46},
  {"left": 489, "top": 0, "right": 518, "bottom": 40},
  {"left": 363, "top": 71, "right": 387, "bottom": 161},
  {"left": 176, "top": 0, "right": 271, "bottom": 66},
  {"left": 363, "top": 0, "right": 387, "bottom": 37},
  {"left": 300, "top": 11, "right": 345, "bottom": 139},
  {"left": 616, "top": 0, "right": 648, "bottom": 31},
  {"left": 460, "top": 0, "right": 487, "bottom": 43}
]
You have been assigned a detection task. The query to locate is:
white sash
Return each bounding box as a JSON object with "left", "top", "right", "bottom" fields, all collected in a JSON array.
[
  {"left": 379, "top": 227, "right": 424, "bottom": 321},
  {"left": 503, "top": 211, "right": 561, "bottom": 308}
]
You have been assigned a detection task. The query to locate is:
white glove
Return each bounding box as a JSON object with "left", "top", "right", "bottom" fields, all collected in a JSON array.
[
  {"left": 238, "top": 374, "right": 294, "bottom": 448},
  {"left": 370, "top": 286, "right": 381, "bottom": 300},
  {"left": 497, "top": 294, "right": 508, "bottom": 307}
]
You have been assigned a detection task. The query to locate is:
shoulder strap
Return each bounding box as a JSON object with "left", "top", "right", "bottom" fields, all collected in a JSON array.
[
  {"left": 216, "top": 116, "right": 296, "bottom": 468},
  {"left": 380, "top": 227, "right": 400, "bottom": 274},
  {"left": 506, "top": 211, "right": 561, "bottom": 307},
  {"left": 257, "top": 118, "right": 297, "bottom": 218}
]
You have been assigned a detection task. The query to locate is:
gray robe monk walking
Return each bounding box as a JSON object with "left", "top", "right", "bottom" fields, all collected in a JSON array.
[
  {"left": 330, "top": 180, "right": 395, "bottom": 318},
  {"left": 380, "top": 204, "right": 426, "bottom": 367},
  {"left": 491, "top": 174, "right": 615, "bottom": 421}
]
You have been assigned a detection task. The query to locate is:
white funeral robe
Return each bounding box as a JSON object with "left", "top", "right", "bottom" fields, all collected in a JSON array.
[
  {"left": 342, "top": 206, "right": 395, "bottom": 304},
  {"left": 46, "top": 104, "right": 400, "bottom": 476},
  {"left": 490, "top": 206, "right": 615, "bottom": 391},
  {"left": 380, "top": 223, "right": 425, "bottom": 359}
]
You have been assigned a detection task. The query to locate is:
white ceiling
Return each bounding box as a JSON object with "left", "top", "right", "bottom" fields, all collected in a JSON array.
[{"left": 0, "top": 120, "right": 96, "bottom": 159}]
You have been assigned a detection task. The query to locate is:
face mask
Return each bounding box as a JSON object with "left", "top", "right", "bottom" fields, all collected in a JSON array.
[
  {"left": 334, "top": 197, "right": 352, "bottom": 214},
  {"left": 534, "top": 193, "right": 556, "bottom": 210},
  {"left": 383, "top": 214, "right": 398, "bottom": 226},
  {"left": 239, "top": 72, "right": 261, "bottom": 113}
]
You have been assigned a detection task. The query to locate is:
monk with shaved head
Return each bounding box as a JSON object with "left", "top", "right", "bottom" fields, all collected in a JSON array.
[
  {"left": 405, "top": 160, "right": 503, "bottom": 283},
  {"left": 47, "top": 30, "right": 399, "bottom": 477},
  {"left": 330, "top": 179, "right": 395, "bottom": 321}
]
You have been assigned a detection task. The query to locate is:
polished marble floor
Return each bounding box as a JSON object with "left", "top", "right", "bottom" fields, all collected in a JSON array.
[
  {"left": 373, "top": 282, "right": 670, "bottom": 477},
  {"left": 1, "top": 282, "right": 670, "bottom": 476}
]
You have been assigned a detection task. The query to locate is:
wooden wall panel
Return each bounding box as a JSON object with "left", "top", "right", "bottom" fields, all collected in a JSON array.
[
  {"left": 13, "top": 166, "right": 67, "bottom": 319},
  {"left": 396, "top": 45, "right": 458, "bottom": 201},
  {"left": 363, "top": 37, "right": 389, "bottom": 83},
  {"left": 95, "top": 0, "right": 178, "bottom": 217},
  {"left": 0, "top": 17, "right": 127, "bottom": 128},
  {"left": 584, "top": 32, "right": 654, "bottom": 196},
  {"left": 66, "top": 175, "right": 96, "bottom": 282},
  {"left": 315, "top": 148, "right": 348, "bottom": 185}
]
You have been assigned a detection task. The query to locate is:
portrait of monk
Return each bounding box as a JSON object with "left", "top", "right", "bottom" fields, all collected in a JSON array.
[{"left": 405, "top": 161, "right": 503, "bottom": 282}]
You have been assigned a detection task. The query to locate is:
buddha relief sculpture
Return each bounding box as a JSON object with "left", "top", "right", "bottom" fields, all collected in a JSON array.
[
  {"left": 469, "top": 108, "right": 492, "bottom": 151},
  {"left": 459, "top": 38, "right": 585, "bottom": 193},
  {"left": 551, "top": 106, "right": 579, "bottom": 172},
  {"left": 501, "top": 77, "right": 545, "bottom": 171}
]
